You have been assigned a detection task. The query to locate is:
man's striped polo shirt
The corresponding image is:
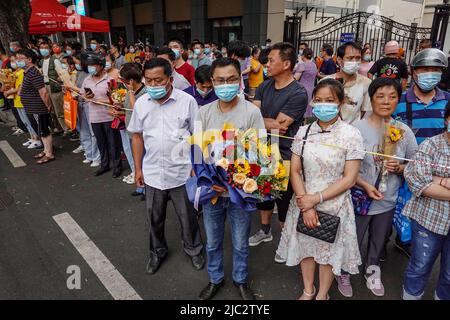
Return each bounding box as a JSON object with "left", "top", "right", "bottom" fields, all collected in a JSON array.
[{"left": 393, "top": 86, "right": 450, "bottom": 145}]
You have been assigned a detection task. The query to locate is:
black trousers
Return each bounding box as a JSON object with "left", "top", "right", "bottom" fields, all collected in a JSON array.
[
  {"left": 91, "top": 121, "right": 122, "bottom": 170},
  {"left": 145, "top": 184, "right": 203, "bottom": 259}
]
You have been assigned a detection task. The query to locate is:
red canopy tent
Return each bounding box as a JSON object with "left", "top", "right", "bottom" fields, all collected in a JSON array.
[{"left": 29, "top": 0, "right": 110, "bottom": 34}]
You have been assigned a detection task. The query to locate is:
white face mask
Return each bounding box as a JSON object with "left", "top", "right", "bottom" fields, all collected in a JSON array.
[{"left": 341, "top": 61, "right": 360, "bottom": 75}]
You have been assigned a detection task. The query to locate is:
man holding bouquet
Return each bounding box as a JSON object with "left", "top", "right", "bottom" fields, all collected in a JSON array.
[{"left": 196, "top": 58, "right": 266, "bottom": 300}]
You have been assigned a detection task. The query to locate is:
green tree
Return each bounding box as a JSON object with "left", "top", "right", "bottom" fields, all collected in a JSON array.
[{"left": 0, "top": 0, "right": 32, "bottom": 51}]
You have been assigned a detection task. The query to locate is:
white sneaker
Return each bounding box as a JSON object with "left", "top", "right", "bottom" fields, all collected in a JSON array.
[
  {"left": 12, "top": 128, "right": 25, "bottom": 136},
  {"left": 90, "top": 161, "right": 101, "bottom": 167},
  {"left": 123, "top": 174, "right": 135, "bottom": 185},
  {"left": 72, "top": 145, "right": 84, "bottom": 154},
  {"left": 27, "top": 141, "right": 43, "bottom": 149},
  {"left": 22, "top": 139, "right": 33, "bottom": 147},
  {"left": 82, "top": 159, "right": 92, "bottom": 164}
]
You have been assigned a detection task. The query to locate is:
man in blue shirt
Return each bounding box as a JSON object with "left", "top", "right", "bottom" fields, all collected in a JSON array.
[
  {"left": 392, "top": 48, "right": 449, "bottom": 256},
  {"left": 183, "top": 65, "right": 218, "bottom": 106},
  {"left": 318, "top": 44, "right": 336, "bottom": 79}
]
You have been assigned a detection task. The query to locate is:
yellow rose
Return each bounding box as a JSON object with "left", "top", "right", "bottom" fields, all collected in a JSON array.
[
  {"left": 243, "top": 178, "right": 258, "bottom": 194},
  {"left": 215, "top": 158, "right": 230, "bottom": 170},
  {"left": 233, "top": 173, "right": 247, "bottom": 185},
  {"left": 275, "top": 162, "right": 287, "bottom": 179}
]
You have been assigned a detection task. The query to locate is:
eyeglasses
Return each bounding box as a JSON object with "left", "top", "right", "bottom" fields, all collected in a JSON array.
[{"left": 211, "top": 77, "right": 240, "bottom": 85}]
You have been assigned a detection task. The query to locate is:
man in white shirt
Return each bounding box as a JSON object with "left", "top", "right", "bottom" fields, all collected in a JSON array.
[
  {"left": 128, "top": 58, "right": 204, "bottom": 275},
  {"left": 323, "top": 42, "right": 372, "bottom": 124},
  {"left": 157, "top": 46, "right": 191, "bottom": 91}
]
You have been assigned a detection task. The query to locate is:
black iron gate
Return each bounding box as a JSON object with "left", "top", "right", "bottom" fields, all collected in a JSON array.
[{"left": 297, "top": 12, "right": 432, "bottom": 65}]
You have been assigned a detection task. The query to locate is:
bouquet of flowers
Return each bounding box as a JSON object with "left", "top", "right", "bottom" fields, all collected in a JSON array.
[
  {"left": 187, "top": 123, "right": 289, "bottom": 211},
  {"left": 379, "top": 119, "right": 404, "bottom": 193},
  {"left": 0, "top": 69, "right": 16, "bottom": 99},
  {"left": 107, "top": 79, "right": 127, "bottom": 104}
]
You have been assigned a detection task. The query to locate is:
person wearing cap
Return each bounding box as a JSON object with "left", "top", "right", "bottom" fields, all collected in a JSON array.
[
  {"left": 391, "top": 48, "right": 450, "bottom": 258},
  {"left": 80, "top": 51, "right": 123, "bottom": 178},
  {"left": 368, "top": 40, "right": 409, "bottom": 91}
]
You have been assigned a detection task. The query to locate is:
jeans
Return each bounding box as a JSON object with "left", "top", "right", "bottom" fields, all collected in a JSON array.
[
  {"left": 16, "top": 107, "right": 37, "bottom": 137},
  {"left": 120, "top": 129, "right": 134, "bottom": 174},
  {"left": 202, "top": 197, "right": 254, "bottom": 284},
  {"left": 403, "top": 220, "right": 450, "bottom": 300},
  {"left": 77, "top": 103, "right": 100, "bottom": 162}
]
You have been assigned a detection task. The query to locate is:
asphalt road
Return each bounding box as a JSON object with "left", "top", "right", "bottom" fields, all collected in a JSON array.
[{"left": 0, "top": 124, "right": 441, "bottom": 300}]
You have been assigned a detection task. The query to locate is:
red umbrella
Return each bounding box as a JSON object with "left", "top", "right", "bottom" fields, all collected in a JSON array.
[{"left": 29, "top": 0, "right": 110, "bottom": 34}]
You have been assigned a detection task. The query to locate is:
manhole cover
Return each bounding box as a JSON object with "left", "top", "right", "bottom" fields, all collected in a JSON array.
[{"left": 0, "top": 192, "right": 14, "bottom": 210}]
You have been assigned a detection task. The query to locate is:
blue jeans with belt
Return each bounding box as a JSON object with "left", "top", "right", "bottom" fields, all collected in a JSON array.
[
  {"left": 202, "top": 197, "right": 254, "bottom": 285},
  {"left": 403, "top": 220, "right": 450, "bottom": 300},
  {"left": 120, "top": 129, "right": 134, "bottom": 174}
]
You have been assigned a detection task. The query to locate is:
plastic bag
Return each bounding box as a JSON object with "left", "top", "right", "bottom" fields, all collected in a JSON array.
[
  {"left": 63, "top": 91, "right": 78, "bottom": 130},
  {"left": 393, "top": 180, "right": 412, "bottom": 243}
]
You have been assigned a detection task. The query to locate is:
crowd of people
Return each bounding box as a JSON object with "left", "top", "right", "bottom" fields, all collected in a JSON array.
[{"left": 0, "top": 35, "right": 449, "bottom": 301}]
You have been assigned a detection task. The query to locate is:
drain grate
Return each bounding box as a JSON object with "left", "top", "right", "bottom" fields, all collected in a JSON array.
[{"left": 0, "top": 192, "right": 14, "bottom": 210}]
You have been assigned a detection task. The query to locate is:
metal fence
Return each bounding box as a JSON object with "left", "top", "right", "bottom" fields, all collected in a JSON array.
[{"left": 297, "top": 12, "right": 432, "bottom": 65}]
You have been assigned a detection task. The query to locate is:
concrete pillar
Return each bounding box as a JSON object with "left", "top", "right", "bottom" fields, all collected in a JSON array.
[
  {"left": 100, "top": 0, "right": 111, "bottom": 45},
  {"left": 191, "top": 0, "right": 209, "bottom": 43},
  {"left": 266, "top": 0, "right": 284, "bottom": 44},
  {"left": 153, "top": 0, "right": 167, "bottom": 46},
  {"left": 243, "top": 0, "right": 268, "bottom": 46},
  {"left": 123, "top": 0, "right": 136, "bottom": 44}
]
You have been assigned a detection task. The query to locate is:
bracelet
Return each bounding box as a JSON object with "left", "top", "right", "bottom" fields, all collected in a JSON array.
[{"left": 318, "top": 191, "right": 324, "bottom": 204}]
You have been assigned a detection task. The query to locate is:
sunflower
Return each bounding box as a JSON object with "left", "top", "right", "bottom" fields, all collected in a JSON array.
[
  {"left": 234, "top": 158, "right": 251, "bottom": 175},
  {"left": 388, "top": 127, "right": 402, "bottom": 142}
]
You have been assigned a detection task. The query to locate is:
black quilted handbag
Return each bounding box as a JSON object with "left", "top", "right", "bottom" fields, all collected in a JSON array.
[
  {"left": 296, "top": 122, "right": 340, "bottom": 244},
  {"left": 296, "top": 211, "right": 341, "bottom": 244}
]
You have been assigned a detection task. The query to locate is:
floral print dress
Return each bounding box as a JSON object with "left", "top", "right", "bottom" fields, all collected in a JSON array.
[{"left": 276, "top": 119, "right": 365, "bottom": 275}]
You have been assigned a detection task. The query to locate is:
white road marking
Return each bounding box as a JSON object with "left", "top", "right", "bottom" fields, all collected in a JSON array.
[
  {"left": 0, "top": 140, "right": 26, "bottom": 168},
  {"left": 53, "top": 212, "right": 142, "bottom": 300}
]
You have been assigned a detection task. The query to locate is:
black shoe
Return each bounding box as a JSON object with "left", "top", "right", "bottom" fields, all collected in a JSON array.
[
  {"left": 70, "top": 133, "right": 80, "bottom": 142},
  {"left": 94, "top": 167, "right": 110, "bottom": 176},
  {"left": 191, "top": 254, "right": 205, "bottom": 270},
  {"left": 234, "top": 282, "right": 255, "bottom": 300},
  {"left": 112, "top": 168, "right": 123, "bottom": 178},
  {"left": 394, "top": 238, "right": 411, "bottom": 258},
  {"left": 199, "top": 281, "right": 224, "bottom": 300},
  {"left": 146, "top": 254, "right": 166, "bottom": 275}
]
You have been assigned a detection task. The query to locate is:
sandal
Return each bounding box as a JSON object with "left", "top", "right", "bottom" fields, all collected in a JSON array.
[
  {"left": 34, "top": 151, "right": 46, "bottom": 159},
  {"left": 36, "top": 155, "right": 56, "bottom": 164},
  {"left": 298, "top": 286, "right": 316, "bottom": 300}
]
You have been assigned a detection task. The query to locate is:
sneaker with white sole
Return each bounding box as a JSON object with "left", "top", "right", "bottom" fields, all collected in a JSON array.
[
  {"left": 12, "top": 128, "right": 25, "bottom": 136},
  {"left": 123, "top": 174, "right": 135, "bottom": 185},
  {"left": 72, "top": 145, "right": 84, "bottom": 154},
  {"left": 90, "top": 161, "right": 101, "bottom": 167},
  {"left": 274, "top": 253, "right": 286, "bottom": 264},
  {"left": 249, "top": 229, "right": 273, "bottom": 247},
  {"left": 365, "top": 266, "right": 385, "bottom": 297},
  {"left": 27, "top": 141, "right": 43, "bottom": 149},
  {"left": 82, "top": 159, "right": 92, "bottom": 164},
  {"left": 335, "top": 274, "right": 353, "bottom": 298},
  {"left": 22, "top": 139, "right": 33, "bottom": 147}
]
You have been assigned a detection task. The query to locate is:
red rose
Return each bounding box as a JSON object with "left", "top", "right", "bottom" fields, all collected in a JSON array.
[
  {"left": 222, "top": 130, "right": 235, "bottom": 140},
  {"left": 262, "top": 181, "right": 272, "bottom": 194},
  {"left": 249, "top": 164, "right": 261, "bottom": 177}
]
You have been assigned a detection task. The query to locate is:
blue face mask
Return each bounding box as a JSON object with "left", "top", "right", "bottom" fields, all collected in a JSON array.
[
  {"left": 214, "top": 84, "right": 240, "bottom": 102},
  {"left": 40, "top": 49, "right": 50, "bottom": 57},
  {"left": 105, "top": 62, "right": 112, "bottom": 70},
  {"left": 87, "top": 65, "right": 97, "bottom": 76},
  {"left": 16, "top": 60, "right": 26, "bottom": 69},
  {"left": 196, "top": 87, "right": 211, "bottom": 97},
  {"left": 90, "top": 44, "right": 97, "bottom": 51},
  {"left": 204, "top": 48, "right": 211, "bottom": 55},
  {"left": 75, "top": 64, "right": 82, "bottom": 71},
  {"left": 66, "top": 50, "right": 72, "bottom": 56},
  {"left": 172, "top": 49, "right": 180, "bottom": 59},
  {"left": 194, "top": 49, "right": 201, "bottom": 56},
  {"left": 61, "top": 64, "right": 68, "bottom": 70},
  {"left": 448, "top": 125, "right": 450, "bottom": 133},
  {"left": 10, "top": 62, "right": 17, "bottom": 69},
  {"left": 9, "top": 47, "right": 15, "bottom": 53},
  {"left": 417, "top": 72, "right": 442, "bottom": 92},
  {"left": 263, "top": 67, "right": 268, "bottom": 77},
  {"left": 312, "top": 103, "right": 339, "bottom": 122},
  {"left": 146, "top": 84, "right": 168, "bottom": 100}
]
